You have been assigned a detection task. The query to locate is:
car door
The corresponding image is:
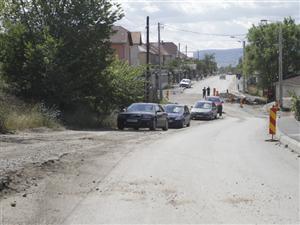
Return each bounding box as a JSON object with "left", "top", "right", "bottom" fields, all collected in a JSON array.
[
  {"left": 212, "top": 103, "right": 217, "bottom": 117},
  {"left": 155, "top": 105, "right": 164, "bottom": 127},
  {"left": 184, "top": 106, "right": 191, "bottom": 123}
]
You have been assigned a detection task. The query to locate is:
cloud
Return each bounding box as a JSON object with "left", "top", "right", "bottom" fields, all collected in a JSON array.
[{"left": 114, "top": 0, "right": 300, "bottom": 50}]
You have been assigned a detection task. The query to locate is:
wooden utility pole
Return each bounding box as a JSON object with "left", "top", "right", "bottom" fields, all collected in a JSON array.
[
  {"left": 145, "top": 16, "right": 150, "bottom": 102},
  {"left": 185, "top": 45, "right": 187, "bottom": 58},
  {"left": 158, "top": 22, "right": 163, "bottom": 100}
]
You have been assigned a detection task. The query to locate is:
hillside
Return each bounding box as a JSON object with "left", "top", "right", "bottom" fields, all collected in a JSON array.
[{"left": 193, "top": 48, "right": 243, "bottom": 67}]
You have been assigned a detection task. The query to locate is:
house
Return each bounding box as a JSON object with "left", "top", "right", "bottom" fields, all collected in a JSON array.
[
  {"left": 110, "top": 26, "right": 143, "bottom": 66},
  {"left": 275, "top": 75, "right": 300, "bottom": 108},
  {"left": 276, "top": 75, "right": 300, "bottom": 98},
  {"left": 110, "top": 26, "right": 133, "bottom": 64},
  {"left": 150, "top": 43, "right": 172, "bottom": 65},
  {"left": 161, "top": 42, "right": 178, "bottom": 59},
  {"left": 129, "top": 32, "right": 143, "bottom": 66}
]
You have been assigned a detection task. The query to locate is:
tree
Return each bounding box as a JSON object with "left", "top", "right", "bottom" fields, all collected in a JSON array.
[
  {"left": 0, "top": 0, "right": 123, "bottom": 113},
  {"left": 246, "top": 17, "right": 300, "bottom": 89},
  {"left": 196, "top": 53, "right": 217, "bottom": 77},
  {"left": 103, "top": 59, "right": 145, "bottom": 111}
]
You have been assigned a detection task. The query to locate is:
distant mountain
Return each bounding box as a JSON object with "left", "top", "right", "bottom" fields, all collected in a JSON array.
[{"left": 193, "top": 48, "right": 243, "bottom": 67}]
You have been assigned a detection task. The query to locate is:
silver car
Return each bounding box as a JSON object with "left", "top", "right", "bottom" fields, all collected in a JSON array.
[{"left": 190, "top": 100, "right": 218, "bottom": 120}]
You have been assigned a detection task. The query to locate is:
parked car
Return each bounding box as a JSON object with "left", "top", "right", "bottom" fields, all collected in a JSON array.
[
  {"left": 179, "top": 79, "right": 192, "bottom": 88},
  {"left": 190, "top": 100, "right": 218, "bottom": 120},
  {"left": 117, "top": 103, "right": 168, "bottom": 131},
  {"left": 206, "top": 96, "right": 224, "bottom": 116},
  {"left": 164, "top": 104, "right": 191, "bottom": 128}
]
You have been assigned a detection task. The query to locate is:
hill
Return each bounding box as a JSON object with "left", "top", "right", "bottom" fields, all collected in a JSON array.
[{"left": 193, "top": 48, "right": 243, "bottom": 67}]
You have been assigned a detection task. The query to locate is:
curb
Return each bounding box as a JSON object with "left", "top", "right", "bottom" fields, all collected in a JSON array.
[{"left": 276, "top": 128, "right": 300, "bottom": 154}]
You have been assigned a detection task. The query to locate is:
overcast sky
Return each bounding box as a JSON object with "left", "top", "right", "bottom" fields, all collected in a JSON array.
[{"left": 114, "top": 0, "right": 299, "bottom": 54}]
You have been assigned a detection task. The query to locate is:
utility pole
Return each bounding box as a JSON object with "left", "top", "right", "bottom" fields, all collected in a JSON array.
[
  {"left": 145, "top": 16, "right": 150, "bottom": 102},
  {"left": 158, "top": 22, "right": 163, "bottom": 100},
  {"left": 185, "top": 45, "right": 187, "bottom": 58},
  {"left": 242, "top": 40, "right": 246, "bottom": 93},
  {"left": 278, "top": 23, "right": 283, "bottom": 108},
  {"left": 178, "top": 43, "right": 181, "bottom": 58}
]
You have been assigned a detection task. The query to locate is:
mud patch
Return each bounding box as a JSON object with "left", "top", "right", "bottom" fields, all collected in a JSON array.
[{"left": 223, "top": 196, "right": 254, "bottom": 205}]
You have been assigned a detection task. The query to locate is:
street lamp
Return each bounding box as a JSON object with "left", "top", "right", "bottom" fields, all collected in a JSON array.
[
  {"left": 231, "top": 36, "right": 246, "bottom": 93},
  {"left": 260, "top": 19, "right": 283, "bottom": 108}
]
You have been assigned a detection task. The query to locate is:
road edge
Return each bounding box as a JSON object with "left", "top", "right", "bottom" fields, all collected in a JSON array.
[{"left": 276, "top": 128, "right": 300, "bottom": 154}]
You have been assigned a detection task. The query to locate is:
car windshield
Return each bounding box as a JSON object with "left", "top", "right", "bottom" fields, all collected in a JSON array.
[
  {"left": 207, "top": 97, "right": 220, "bottom": 103},
  {"left": 182, "top": 79, "right": 189, "bottom": 82},
  {"left": 127, "top": 104, "right": 154, "bottom": 112},
  {"left": 165, "top": 105, "right": 184, "bottom": 114},
  {"left": 195, "top": 102, "right": 212, "bottom": 109}
]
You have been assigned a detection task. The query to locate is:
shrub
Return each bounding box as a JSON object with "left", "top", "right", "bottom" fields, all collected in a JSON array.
[{"left": 291, "top": 93, "right": 300, "bottom": 121}]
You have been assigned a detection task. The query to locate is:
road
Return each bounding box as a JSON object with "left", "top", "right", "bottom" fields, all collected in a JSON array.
[{"left": 1, "top": 75, "right": 299, "bottom": 224}]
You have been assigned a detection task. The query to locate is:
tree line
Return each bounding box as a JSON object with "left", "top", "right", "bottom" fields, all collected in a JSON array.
[{"left": 0, "top": 0, "right": 145, "bottom": 127}]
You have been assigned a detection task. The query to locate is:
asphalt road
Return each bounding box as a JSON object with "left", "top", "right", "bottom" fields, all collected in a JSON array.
[
  {"left": 1, "top": 75, "right": 299, "bottom": 224},
  {"left": 65, "top": 75, "right": 299, "bottom": 224}
]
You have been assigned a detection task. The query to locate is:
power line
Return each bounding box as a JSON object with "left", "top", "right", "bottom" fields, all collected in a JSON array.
[{"left": 164, "top": 24, "right": 246, "bottom": 37}]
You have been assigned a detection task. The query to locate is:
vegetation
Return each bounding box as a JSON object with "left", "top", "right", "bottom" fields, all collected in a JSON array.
[
  {"left": 0, "top": 0, "right": 147, "bottom": 130},
  {"left": 196, "top": 54, "right": 218, "bottom": 77},
  {"left": 0, "top": 95, "right": 60, "bottom": 133},
  {"left": 218, "top": 58, "right": 243, "bottom": 75},
  {"left": 105, "top": 59, "right": 145, "bottom": 109},
  {"left": 245, "top": 17, "right": 300, "bottom": 90},
  {"left": 291, "top": 93, "right": 300, "bottom": 121}
]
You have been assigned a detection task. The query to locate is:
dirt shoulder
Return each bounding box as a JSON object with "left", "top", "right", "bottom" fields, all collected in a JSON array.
[{"left": 1, "top": 127, "right": 179, "bottom": 224}]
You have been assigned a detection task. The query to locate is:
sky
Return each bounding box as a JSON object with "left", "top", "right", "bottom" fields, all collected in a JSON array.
[{"left": 114, "top": 0, "right": 299, "bottom": 55}]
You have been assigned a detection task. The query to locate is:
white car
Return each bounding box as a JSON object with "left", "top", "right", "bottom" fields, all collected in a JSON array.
[{"left": 179, "top": 79, "right": 192, "bottom": 88}]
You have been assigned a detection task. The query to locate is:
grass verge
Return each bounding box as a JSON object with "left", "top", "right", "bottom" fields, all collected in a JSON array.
[{"left": 0, "top": 94, "right": 61, "bottom": 133}]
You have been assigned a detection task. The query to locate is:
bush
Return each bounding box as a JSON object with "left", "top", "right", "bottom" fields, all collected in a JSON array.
[
  {"left": 0, "top": 95, "right": 60, "bottom": 133},
  {"left": 291, "top": 93, "right": 300, "bottom": 121}
]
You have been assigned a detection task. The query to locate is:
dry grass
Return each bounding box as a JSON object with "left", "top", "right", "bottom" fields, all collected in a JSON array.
[{"left": 0, "top": 95, "right": 60, "bottom": 133}]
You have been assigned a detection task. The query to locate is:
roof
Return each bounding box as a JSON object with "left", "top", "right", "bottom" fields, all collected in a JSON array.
[
  {"left": 161, "top": 42, "right": 178, "bottom": 56},
  {"left": 110, "top": 26, "right": 132, "bottom": 44},
  {"left": 131, "top": 32, "right": 142, "bottom": 45},
  {"left": 138, "top": 44, "right": 167, "bottom": 55},
  {"left": 178, "top": 51, "right": 187, "bottom": 59},
  {"left": 150, "top": 43, "right": 170, "bottom": 56}
]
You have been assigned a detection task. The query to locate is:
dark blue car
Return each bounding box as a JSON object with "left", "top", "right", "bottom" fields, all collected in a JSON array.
[{"left": 164, "top": 104, "right": 191, "bottom": 128}]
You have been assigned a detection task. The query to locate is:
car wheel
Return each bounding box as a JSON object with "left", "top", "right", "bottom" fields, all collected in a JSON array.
[
  {"left": 134, "top": 127, "right": 139, "bottom": 130},
  {"left": 179, "top": 120, "right": 184, "bottom": 128},
  {"left": 117, "top": 122, "right": 124, "bottom": 130},
  {"left": 150, "top": 119, "right": 157, "bottom": 131},
  {"left": 162, "top": 120, "right": 168, "bottom": 131}
]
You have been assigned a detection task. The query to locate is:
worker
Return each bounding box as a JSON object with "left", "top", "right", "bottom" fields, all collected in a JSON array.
[
  {"left": 202, "top": 87, "right": 206, "bottom": 99},
  {"left": 207, "top": 86, "right": 211, "bottom": 96}
]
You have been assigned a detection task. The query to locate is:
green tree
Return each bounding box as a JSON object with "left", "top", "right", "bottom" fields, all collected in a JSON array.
[
  {"left": 0, "top": 0, "right": 123, "bottom": 113},
  {"left": 196, "top": 53, "right": 217, "bottom": 77},
  {"left": 104, "top": 59, "right": 145, "bottom": 111},
  {"left": 246, "top": 17, "right": 300, "bottom": 89}
]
